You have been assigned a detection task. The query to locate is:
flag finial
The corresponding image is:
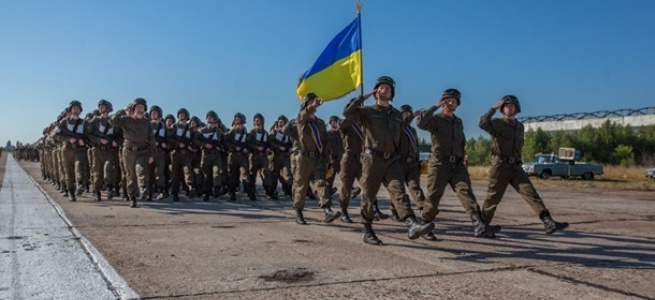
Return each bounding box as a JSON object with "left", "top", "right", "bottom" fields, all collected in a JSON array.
[{"left": 355, "top": 1, "right": 363, "bottom": 14}]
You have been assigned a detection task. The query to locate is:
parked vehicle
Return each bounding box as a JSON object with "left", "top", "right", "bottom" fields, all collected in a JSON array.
[
  {"left": 646, "top": 168, "right": 655, "bottom": 179},
  {"left": 522, "top": 153, "right": 604, "bottom": 180}
]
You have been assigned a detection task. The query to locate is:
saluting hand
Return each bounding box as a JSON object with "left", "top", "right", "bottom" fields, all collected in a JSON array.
[
  {"left": 493, "top": 99, "right": 505, "bottom": 110},
  {"left": 363, "top": 89, "right": 376, "bottom": 100}
]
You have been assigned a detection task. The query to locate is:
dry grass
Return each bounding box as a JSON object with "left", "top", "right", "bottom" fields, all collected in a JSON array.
[{"left": 465, "top": 165, "right": 655, "bottom": 191}]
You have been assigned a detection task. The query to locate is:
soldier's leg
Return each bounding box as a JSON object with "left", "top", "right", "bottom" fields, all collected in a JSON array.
[
  {"left": 170, "top": 150, "right": 184, "bottom": 198},
  {"left": 63, "top": 149, "right": 76, "bottom": 197},
  {"left": 91, "top": 149, "right": 104, "bottom": 193},
  {"left": 291, "top": 154, "right": 312, "bottom": 212},
  {"left": 122, "top": 149, "right": 138, "bottom": 199},
  {"left": 481, "top": 162, "right": 511, "bottom": 223},
  {"left": 449, "top": 164, "right": 481, "bottom": 216},
  {"left": 360, "top": 154, "right": 385, "bottom": 223},
  {"left": 310, "top": 156, "right": 332, "bottom": 208},
  {"left": 383, "top": 161, "right": 414, "bottom": 221},
  {"left": 135, "top": 151, "right": 149, "bottom": 203},
  {"left": 404, "top": 162, "right": 426, "bottom": 211},
  {"left": 74, "top": 148, "right": 88, "bottom": 195},
  {"left": 239, "top": 154, "right": 251, "bottom": 197},
  {"left": 338, "top": 155, "right": 356, "bottom": 209},
  {"left": 247, "top": 154, "right": 259, "bottom": 199},
  {"left": 260, "top": 157, "right": 276, "bottom": 198},
  {"left": 212, "top": 156, "right": 222, "bottom": 196},
  {"left": 183, "top": 154, "right": 195, "bottom": 196},
  {"left": 421, "top": 161, "right": 452, "bottom": 223}
]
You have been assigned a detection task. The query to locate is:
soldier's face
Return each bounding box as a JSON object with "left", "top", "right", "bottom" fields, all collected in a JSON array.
[
  {"left": 191, "top": 120, "right": 198, "bottom": 128},
  {"left": 402, "top": 111, "right": 412, "bottom": 120},
  {"left": 150, "top": 110, "right": 161, "bottom": 120},
  {"left": 330, "top": 120, "right": 338, "bottom": 129},
  {"left": 234, "top": 117, "right": 243, "bottom": 125},
  {"left": 442, "top": 98, "right": 458, "bottom": 112},
  {"left": 376, "top": 84, "right": 393, "bottom": 101},
  {"left": 207, "top": 116, "right": 216, "bottom": 124},
  {"left": 278, "top": 119, "right": 286, "bottom": 127},
  {"left": 71, "top": 106, "right": 81, "bottom": 116},
  {"left": 502, "top": 103, "right": 517, "bottom": 116},
  {"left": 99, "top": 105, "right": 108, "bottom": 114},
  {"left": 166, "top": 119, "right": 174, "bottom": 127},
  {"left": 133, "top": 104, "right": 146, "bottom": 119},
  {"left": 254, "top": 118, "right": 262, "bottom": 126}
]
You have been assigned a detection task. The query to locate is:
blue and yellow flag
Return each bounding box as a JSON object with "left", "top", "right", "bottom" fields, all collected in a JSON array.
[{"left": 296, "top": 17, "right": 362, "bottom": 102}]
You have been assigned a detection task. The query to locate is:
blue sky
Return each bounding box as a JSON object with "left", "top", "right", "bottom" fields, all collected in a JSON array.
[{"left": 1, "top": 0, "right": 654, "bottom": 145}]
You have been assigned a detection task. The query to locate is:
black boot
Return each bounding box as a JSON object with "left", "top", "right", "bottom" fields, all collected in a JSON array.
[
  {"left": 172, "top": 193, "right": 180, "bottom": 202},
  {"left": 247, "top": 177, "right": 256, "bottom": 200},
  {"left": 213, "top": 186, "right": 221, "bottom": 198},
  {"left": 156, "top": 186, "right": 165, "bottom": 201},
  {"left": 295, "top": 209, "right": 307, "bottom": 225},
  {"left": 323, "top": 206, "right": 341, "bottom": 223},
  {"left": 373, "top": 202, "right": 389, "bottom": 220},
  {"left": 390, "top": 209, "right": 401, "bottom": 222},
  {"left": 406, "top": 216, "right": 435, "bottom": 240},
  {"left": 422, "top": 231, "right": 437, "bottom": 241},
  {"left": 340, "top": 207, "right": 352, "bottom": 223},
  {"left": 76, "top": 182, "right": 85, "bottom": 196},
  {"left": 540, "top": 210, "right": 569, "bottom": 234},
  {"left": 351, "top": 187, "right": 361, "bottom": 199},
  {"left": 470, "top": 211, "right": 501, "bottom": 238},
  {"left": 93, "top": 191, "right": 101, "bottom": 201},
  {"left": 363, "top": 223, "right": 382, "bottom": 245},
  {"left": 203, "top": 193, "right": 210, "bottom": 201},
  {"left": 130, "top": 197, "right": 137, "bottom": 208},
  {"left": 139, "top": 187, "right": 149, "bottom": 202},
  {"left": 68, "top": 189, "right": 76, "bottom": 202}
]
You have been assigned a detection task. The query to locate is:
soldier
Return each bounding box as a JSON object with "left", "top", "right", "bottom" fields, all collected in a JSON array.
[
  {"left": 479, "top": 95, "right": 569, "bottom": 235},
  {"left": 286, "top": 93, "right": 340, "bottom": 225},
  {"left": 57, "top": 100, "right": 89, "bottom": 201},
  {"left": 325, "top": 116, "right": 343, "bottom": 197},
  {"left": 196, "top": 110, "right": 224, "bottom": 201},
  {"left": 109, "top": 98, "right": 155, "bottom": 208},
  {"left": 416, "top": 89, "right": 500, "bottom": 239},
  {"left": 188, "top": 116, "right": 204, "bottom": 196},
  {"left": 168, "top": 108, "right": 195, "bottom": 201},
  {"left": 224, "top": 113, "right": 251, "bottom": 201},
  {"left": 247, "top": 113, "right": 277, "bottom": 200},
  {"left": 87, "top": 99, "right": 120, "bottom": 201},
  {"left": 343, "top": 76, "right": 434, "bottom": 245},
  {"left": 149, "top": 105, "right": 169, "bottom": 201},
  {"left": 389, "top": 104, "right": 426, "bottom": 222},
  {"left": 336, "top": 112, "right": 364, "bottom": 223},
  {"left": 268, "top": 115, "right": 293, "bottom": 197},
  {"left": 163, "top": 114, "right": 176, "bottom": 194}
]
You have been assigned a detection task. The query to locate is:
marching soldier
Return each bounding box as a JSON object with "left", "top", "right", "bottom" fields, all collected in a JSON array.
[
  {"left": 247, "top": 113, "right": 277, "bottom": 200},
  {"left": 109, "top": 98, "right": 155, "bottom": 208},
  {"left": 224, "top": 113, "right": 251, "bottom": 201},
  {"left": 268, "top": 115, "right": 293, "bottom": 197},
  {"left": 168, "top": 108, "right": 195, "bottom": 201},
  {"left": 343, "top": 76, "right": 434, "bottom": 245},
  {"left": 336, "top": 113, "right": 364, "bottom": 223},
  {"left": 149, "top": 105, "right": 169, "bottom": 201},
  {"left": 417, "top": 89, "right": 500, "bottom": 238},
  {"left": 57, "top": 101, "right": 89, "bottom": 201},
  {"left": 196, "top": 110, "right": 225, "bottom": 201},
  {"left": 87, "top": 99, "right": 120, "bottom": 201},
  {"left": 479, "top": 95, "right": 569, "bottom": 235},
  {"left": 286, "top": 93, "right": 340, "bottom": 225},
  {"left": 325, "top": 116, "right": 343, "bottom": 196},
  {"left": 189, "top": 116, "right": 204, "bottom": 196}
]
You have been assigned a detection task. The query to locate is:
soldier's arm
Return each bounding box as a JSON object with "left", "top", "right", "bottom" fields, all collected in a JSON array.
[
  {"left": 108, "top": 109, "right": 127, "bottom": 128},
  {"left": 478, "top": 107, "right": 498, "bottom": 136},
  {"left": 281, "top": 119, "right": 294, "bottom": 136},
  {"left": 147, "top": 122, "right": 156, "bottom": 157},
  {"left": 416, "top": 105, "right": 439, "bottom": 132},
  {"left": 56, "top": 119, "right": 75, "bottom": 139},
  {"left": 343, "top": 95, "right": 365, "bottom": 121}
]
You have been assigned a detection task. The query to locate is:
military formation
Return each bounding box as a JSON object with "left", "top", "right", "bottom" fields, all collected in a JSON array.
[{"left": 35, "top": 76, "right": 569, "bottom": 245}]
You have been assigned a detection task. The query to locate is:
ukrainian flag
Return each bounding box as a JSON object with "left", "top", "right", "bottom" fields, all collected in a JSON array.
[{"left": 296, "top": 17, "right": 362, "bottom": 102}]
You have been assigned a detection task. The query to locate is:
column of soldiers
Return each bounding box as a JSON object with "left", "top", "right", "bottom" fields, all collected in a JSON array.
[{"left": 37, "top": 87, "right": 568, "bottom": 244}]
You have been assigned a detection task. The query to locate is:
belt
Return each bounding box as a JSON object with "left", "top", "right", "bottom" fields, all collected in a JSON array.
[
  {"left": 432, "top": 153, "right": 463, "bottom": 164},
  {"left": 344, "top": 151, "right": 361, "bottom": 159},
  {"left": 405, "top": 156, "right": 419, "bottom": 163},
  {"left": 204, "top": 148, "right": 221, "bottom": 154},
  {"left": 295, "top": 150, "right": 320, "bottom": 158},
  {"left": 365, "top": 148, "right": 396, "bottom": 160},
  {"left": 493, "top": 154, "right": 522, "bottom": 165},
  {"left": 126, "top": 145, "right": 149, "bottom": 152}
]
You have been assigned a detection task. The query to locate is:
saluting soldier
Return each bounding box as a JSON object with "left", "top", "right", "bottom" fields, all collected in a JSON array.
[
  {"left": 479, "top": 95, "right": 569, "bottom": 235},
  {"left": 268, "top": 115, "right": 293, "bottom": 197},
  {"left": 57, "top": 101, "right": 89, "bottom": 201},
  {"left": 343, "top": 76, "right": 434, "bottom": 245},
  {"left": 247, "top": 113, "right": 277, "bottom": 200},
  {"left": 149, "top": 105, "right": 169, "bottom": 201},
  {"left": 196, "top": 110, "right": 225, "bottom": 201},
  {"left": 336, "top": 111, "right": 364, "bottom": 223},
  {"left": 224, "top": 113, "right": 251, "bottom": 201},
  {"left": 167, "top": 108, "right": 195, "bottom": 201},
  {"left": 416, "top": 89, "right": 500, "bottom": 239},
  {"left": 87, "top": 99, "right": 120, "bottom": 201},
  {"left": 109, "top": 98, "right": 155, "bottom": 208},
  {"left": 286, "top": 93, "right": 340, "bottom": 225}
]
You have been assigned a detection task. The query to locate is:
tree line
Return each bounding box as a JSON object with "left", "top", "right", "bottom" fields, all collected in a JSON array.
[{"left": 420, "top": 121, "right": 655, "bottom": 166}]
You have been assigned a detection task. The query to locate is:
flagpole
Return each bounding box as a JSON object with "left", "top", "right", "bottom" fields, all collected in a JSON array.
[{"left": 355, "top": 1, "right": 364, "bottom": 97}]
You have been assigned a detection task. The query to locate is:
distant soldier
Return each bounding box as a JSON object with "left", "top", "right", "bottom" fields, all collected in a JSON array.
[
  {"left": 188, "top": 116, "right": 203, "bottom": 196},
  {"left": 325, "top": 116, "right": 343, "bottom": 196},
  {"left": 87, "top": 99, "right": 120, "bottom": 201},
  {"left": 268, "top": 115, "right": 293, "bottom": 196},
  {"left": 163, "top": 114, "right": 176, "bottom": 194},
  {"left": 224, "top": 113, "right": 251, "bottom": 201},
  {"left": 57, "top": 100, "right": 89, "bottom": 201},
  {"left": 109, "top": 98, "right": 155, "bottom": 208},
  {"left": 149, "top": 105, "right": 169, "bottom": 201},
  {"left": 196, "top": 110, "right": 225, "bottom": 201},
  {"left": 417, "top": 89, "right": 500, "bottom": 239},
  {"left": 247, "top": 113, "right": 277, "bottom": 200},
  {"left": 286, "top": 93, "right": 340, "bottom": 225},
  {"left": 479, "top": 95, "right": 569, "bottom": 235},
  {"left": 343, "top": 76, "right": 434, "bottom": 245},
  {"left": 167, "top": 108, "right": 195, "bottom": 201}
]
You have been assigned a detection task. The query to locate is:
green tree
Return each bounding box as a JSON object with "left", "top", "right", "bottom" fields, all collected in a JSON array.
[
  {"left": 613, "top": 144, "right": 634, "bottom": 167},
  {"left": 522, "top": 128, "right": 550, "bottom": 161}
]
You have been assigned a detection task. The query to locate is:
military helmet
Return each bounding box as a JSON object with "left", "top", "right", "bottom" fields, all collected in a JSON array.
[
  {"left": 177, "top": 108, "right": 190, "bottom": 120},
  {"left": 69, "top": 100, "right": 83, "bottom": 112},
  {"left": 500, "top": 95, "right": 521, "bottom": 113},
  {"left": 234, "top": 112, "right": 246, "bottom": 124},
  {"left": 302, "top": 92, "right": 320, "bottom": 109},
  {"left": 190, "top": 116, "right": 201, "bottom": 125},
  {"left": 400, "top": 104, "right": 413, "bottom": 114},
  {"left": 206, "top": 110, "right": 218, "bottom": 121},
  {"left": 374, "top": 76, "right": 396, "bottom": 100},
  {"left": 329, "top": 115, "right": 340, "bottom": 123},
  {"left": 440, "top": 88, "right": 461, "bottom": 106},
  {"left": 277, "top": 115, "right": 288, "bottom": 123},
  {"left": 164, "top": 114, "right": 176, "bottom": 123},
  {"left": 253, "top": 113, "right": 264, "bottom": 123},
  {"left": 97, "top": 99, "right": 113, "bottom": 112},
  {"left": 85, "top": 112, "right": 94, "bottom": 119},
  {"left": 92, "top": 109, "right": 100, "bottom": 116},
  {"left": 133, "top": 98, "right": 147, "bottom": 111},
  {"left": 150, "top": 105, "right": 163, "bottom": 118}
]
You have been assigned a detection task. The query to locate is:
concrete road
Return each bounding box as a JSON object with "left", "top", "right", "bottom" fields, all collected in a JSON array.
[
  {"left": 0, "top": 155, "right": 138, "bottom": 300},
  {"left": 8, "top": 155, "right": 655, "bottom": 300}
]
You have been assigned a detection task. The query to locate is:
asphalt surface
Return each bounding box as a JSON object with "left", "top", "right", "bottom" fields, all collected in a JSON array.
[
  {"left": 0, "top": 155, "right": 138, "bottom": 300},
  {"left": 5, "top": 154, "right": 655, "bottom": 300}
]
